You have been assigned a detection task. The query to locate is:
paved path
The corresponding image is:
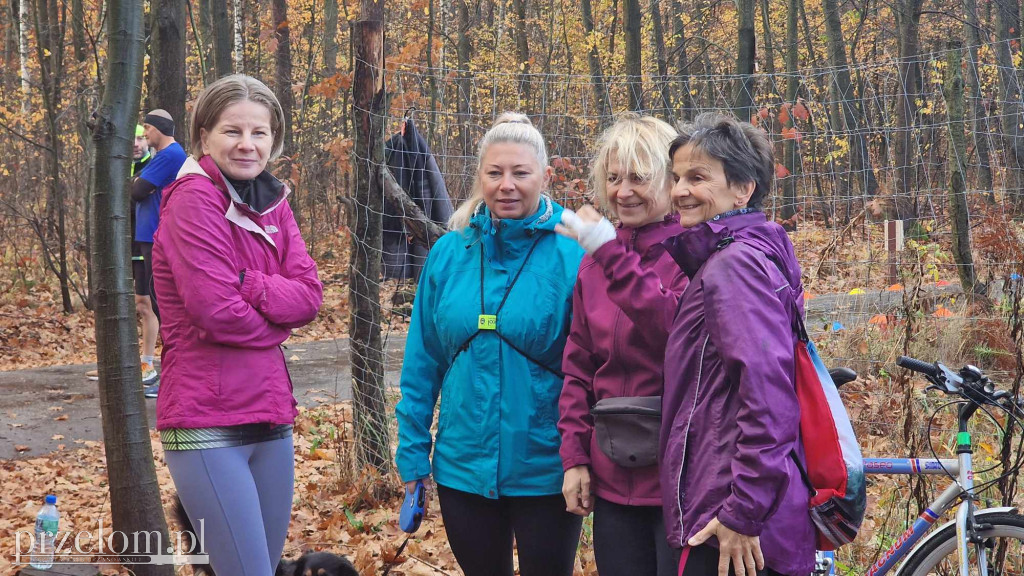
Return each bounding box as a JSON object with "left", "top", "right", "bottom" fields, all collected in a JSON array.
[{"left": 0, "top": 336, "right": 406, "bottom": 460}]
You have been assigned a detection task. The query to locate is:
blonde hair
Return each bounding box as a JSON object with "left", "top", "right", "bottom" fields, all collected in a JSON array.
[
  {"left": 590, "top": 113, "right": 676, "bottom": 217},
  {"left": 448, "top": 112, "right": 549, "bottom": 230},
  {"left": 189, "top": 74, "right": 286, "bottom": 160}
]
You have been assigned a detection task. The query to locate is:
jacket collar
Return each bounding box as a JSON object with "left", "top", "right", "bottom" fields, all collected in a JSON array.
[
  {"left": 664, "top": 211, "right": 767, "bottom": 278},
  {"left": 615, "top": 213, "right": 681, "bottom": 253},
  {"left": 173, "top": 156, "right": 289, "bottom": 249},
  {"left": 466, "top": 195, "right": 563, "bottom": 267}
]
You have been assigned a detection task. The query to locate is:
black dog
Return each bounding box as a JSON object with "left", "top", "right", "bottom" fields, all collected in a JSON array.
[{"left": 172, "top": 496, "right": 358, "bottom": 576}]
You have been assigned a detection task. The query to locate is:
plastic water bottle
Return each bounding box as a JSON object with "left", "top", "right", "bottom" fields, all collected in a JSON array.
[{"left": 29, "top": 495, "right": 59, "bottom": 569}]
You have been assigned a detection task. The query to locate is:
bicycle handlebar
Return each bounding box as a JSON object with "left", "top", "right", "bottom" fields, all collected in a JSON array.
[{"left": 897, "top": 355, "right": 940, "bottom": 378}]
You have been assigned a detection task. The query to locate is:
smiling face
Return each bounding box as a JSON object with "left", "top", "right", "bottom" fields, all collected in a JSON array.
[
  {"left": 200, "top": 100, "right": 274, "bottom": 181},
  {"left": 479, "top": 142, "right": 552, "bottom": 220},
  {"left": 604, "top": 157, "right": 671, "bottom": 228},
  {"left": 670, "top": 143, "right": 754, "bottom": 228}
]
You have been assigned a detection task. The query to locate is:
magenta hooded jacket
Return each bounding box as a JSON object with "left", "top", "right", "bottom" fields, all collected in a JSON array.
[
  {"left": 152, "top": 155, "right": 323, "bottom": 430},
  {"left": 660, "top": 211, "right": 814, "bottom": 575},
  {"left": 558, "top": 214, "right": 688, "bottom": 506}
]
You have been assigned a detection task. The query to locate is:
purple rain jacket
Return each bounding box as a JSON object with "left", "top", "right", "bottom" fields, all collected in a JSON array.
[
  {"left": 558, "top": 214, "right": 689, "bottom": 506},
  {"left": 659, "top": 211, "right": 814, "bottom": 575},
  {"left": 152, "top": 155, "right": 323, "bottom": 430}
]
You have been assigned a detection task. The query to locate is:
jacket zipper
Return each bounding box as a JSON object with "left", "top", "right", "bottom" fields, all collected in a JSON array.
[
  {"left": 625, "top": 230, "right": 639, "bottom": 501},
  {"left": 676, "top": 334, "right": 710, "bottom": 546}
]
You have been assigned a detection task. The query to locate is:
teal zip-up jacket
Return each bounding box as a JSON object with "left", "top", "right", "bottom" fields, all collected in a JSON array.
[{"left": 395, "top": 196, "right": 585, "bottom": 498}]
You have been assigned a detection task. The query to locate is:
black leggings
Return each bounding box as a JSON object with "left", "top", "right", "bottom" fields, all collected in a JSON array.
[
  {"left": 679, "top": 544, "right": 786, "bottom": 576},
  {"left": 593, "top": 497, "right": 676, "bottom": 576},
  {"left": 436, "top": 484, "right": 582, "bottom": 576}
]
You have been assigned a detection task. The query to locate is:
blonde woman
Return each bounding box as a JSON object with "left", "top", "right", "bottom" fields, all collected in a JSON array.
[
  {"left": 395, "top": 113, "right": 585, "bottom": 576},
  {"left": 556, "top": 114, "right": 685, "bottom": 576}
]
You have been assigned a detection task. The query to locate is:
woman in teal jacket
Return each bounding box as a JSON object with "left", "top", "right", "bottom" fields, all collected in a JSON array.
[{"left": 395, "top": 113, "right": 585, "bottom": 576}]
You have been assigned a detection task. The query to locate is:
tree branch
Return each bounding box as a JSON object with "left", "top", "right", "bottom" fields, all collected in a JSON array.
[{"left": 382, "top": 166, "right": 447, "bottom": 249}]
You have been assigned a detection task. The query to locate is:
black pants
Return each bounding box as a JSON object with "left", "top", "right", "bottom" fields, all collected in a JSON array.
[
  {"left": 593, "top": 497, "right": 676, "bottom": 576},
  {"left": 679, "top": 544, "right": 786, "bottom": 576},
  {"left": 436, "top": 484, "right": 582, "bottom": 576}
]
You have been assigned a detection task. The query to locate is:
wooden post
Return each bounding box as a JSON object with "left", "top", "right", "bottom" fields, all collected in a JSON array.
[
  {"left": 885, "top": 219, "right": 904, "bottom": 285},
  {"left": 350, "top": 0, "right": 390, "bottom": 474}
]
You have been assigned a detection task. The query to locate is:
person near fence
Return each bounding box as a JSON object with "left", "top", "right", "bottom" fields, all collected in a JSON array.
[
  {"left": 151, "top": 74, "right": 323, "bottom": 576},
  {"left": 394, "top": 113, "right": 585, "bottom": 576},
  {"left": 659, "top": 113, "right": 813, "bottom": 576},
  {"left": 133, "top": 109, "right": 187, "bottom": 397},
  {"left": 555, "top": 113, "right": 686, "bottom": 576}
]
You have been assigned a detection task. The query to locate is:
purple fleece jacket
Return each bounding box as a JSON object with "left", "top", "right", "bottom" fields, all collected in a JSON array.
[
  {"left": 660, "top": 211, "right": 814, "bottom": 575},
  {"left": 152, "top": 155, "right": 323, "bottom": 430},
  {"left": 558, "top": 214, "right": 688, "bottom": 506}
]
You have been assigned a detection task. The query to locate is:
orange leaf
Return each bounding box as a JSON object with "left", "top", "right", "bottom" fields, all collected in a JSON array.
[
  {"left": 775, "top": 163, "right": 791, "bottom": 178},
  {"left": 933, "top": 306, "right": 954, "bottom": 318},
  {"left": 868, "top": 314, "right": 888, "bottom": 325},
  {"left": 778, "top": 106, "right": 790, "bottom": 125},
  {"left": 793, "top": 102, "right": 810, "bottom": 121},
  {"left": 887, "top": 283, "right": 904, "bottom": 291},
  {"left": 758, "top": 107, "right": 770, "bottom": 119}
]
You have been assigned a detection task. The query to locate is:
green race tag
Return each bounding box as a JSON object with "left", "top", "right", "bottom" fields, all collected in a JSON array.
[
  {"left": 478, "top": 314, "right": 497, "bottom": 330},
  {"left": 957, "top": 432, "right": 971, "bottom": 445}
]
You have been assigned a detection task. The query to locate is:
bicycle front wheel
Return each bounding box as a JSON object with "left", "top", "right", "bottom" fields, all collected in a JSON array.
[{"left": 901, "top": 512, "right": 1024, "bottom": 576}]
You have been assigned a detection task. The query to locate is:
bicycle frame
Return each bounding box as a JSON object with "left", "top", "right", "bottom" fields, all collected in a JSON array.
[{"left": 820, "top": 395, "right": 997, "bottom": 576}]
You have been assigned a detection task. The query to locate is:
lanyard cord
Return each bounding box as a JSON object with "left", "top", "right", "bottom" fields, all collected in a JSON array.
[{"left": 480, "top": 235, "right": 543, "bottom": 316}]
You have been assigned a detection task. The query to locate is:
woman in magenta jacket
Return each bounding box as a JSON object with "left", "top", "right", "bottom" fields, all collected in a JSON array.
[
  {"left": 152, "top": 75, "right": 323, "bottom": 576},
  {"left": 556, "top": 114, "right": 687, "bottom": 576}
]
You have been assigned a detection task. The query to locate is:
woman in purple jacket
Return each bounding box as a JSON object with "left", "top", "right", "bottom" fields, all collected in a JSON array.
[
  {"left": 556, "top": 114, "right": 687, "bottom": 576},
  {"left": 660, "top": 113, "right": 813, "bottom": 576},
  {"left": 152, "top": 75, "right": 323, "bottom": 576}
]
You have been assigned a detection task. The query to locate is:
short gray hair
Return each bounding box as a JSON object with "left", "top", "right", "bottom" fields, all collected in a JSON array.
[{"left": 670, "top": 112, "right": 773, "bottom": 210}]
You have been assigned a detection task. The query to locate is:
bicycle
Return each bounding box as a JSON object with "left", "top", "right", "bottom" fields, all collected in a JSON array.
[{"left": 814, "top": 356, "right": 1024, "bottom": 576}]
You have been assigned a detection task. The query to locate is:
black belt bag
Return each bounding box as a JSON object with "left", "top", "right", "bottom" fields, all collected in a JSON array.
[{"left": 590, "top": 396, "right": 662, "bottom": 468}]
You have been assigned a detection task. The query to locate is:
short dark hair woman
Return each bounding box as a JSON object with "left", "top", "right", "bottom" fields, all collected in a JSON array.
[{"left": 659, "top": 112, "right": 814, "bottom": 576}]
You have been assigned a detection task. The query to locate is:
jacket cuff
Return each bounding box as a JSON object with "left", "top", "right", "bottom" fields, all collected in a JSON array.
[
  {"left": 397, "top": 460, "right": 433, "bottom": 483},
  {"left": 590, "top": 237, "right": 625, "bottom": 268},
  {"left": 561, "top": 453, "right": 591, "bottom": 471},
  {"left": 239, "top": 268, "right": 266, "bottom": 309},
  {"left": 717, "top": 505, "right": 764, "bottom": 536}
]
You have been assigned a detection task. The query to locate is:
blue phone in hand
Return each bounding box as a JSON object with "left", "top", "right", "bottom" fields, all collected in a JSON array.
[{"left": 399, "top": 480, "right": 425, "bottom": 533}]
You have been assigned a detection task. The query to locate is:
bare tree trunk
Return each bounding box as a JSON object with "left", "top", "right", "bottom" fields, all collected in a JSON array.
[
  {"left": 650, "top": 0, "right": 672, "bottom": 118},
  {"left": 91, "top": 0, "right": 174, "bottom": 571},
  {"left": 513, "top": 0, "right": 531, "bottom": 107},
  {"left": 944, "top": 41, "right": 975, "bottom": 293},
  {"left": 4, "top": 0, "right": 17, "bottom": 64},
  {"left": 232, "top": 0, "right": 243, "bottom": 72},
  {"left": 32, "top": 0, "right": 74, "bottom": 312},
  {"left": 19, "top": 0, "right": 31, "bottom": 108},
  {"left": 623, "top": 0, "right": 643, "bottom": 110},
  {"left": 822, "top": 0, "right": 878, "bottom": 196},
  {"left": 272, "top": 0, "right": 294, "bottom": 156},
  {"left": 197, "top": 0, "right": 214, "bottom": 81},
  {"left": 211, "top": 0, "right": 232, "bottom": 77},
  {"left": 995, "top": 0, "right": 1024, "bottom": 210},
  {"left": 581, "top": 0, "right": 610, "bottom": 119},
  {"left": 71, "top": 0, "right": 84, "bottom": 61},
  {"left": 965, "top": 0, "right": 994, "bottom": 201},
  {"left": 456, "top": 0, "right": 472, "bottom": 157},
  {"left": 150, "top": 0, "right": 187, "bottom": 148},
  {"left": 734, "top": 0, "right": 755, "bottom": 119},
  {"left": 324, "top": 0, "right": 338, "bottom": 75},
  {"left": 671, "top": 0, "right": 696, "bottom": 114},
  {"left": 351, "top": 0, "right": 389, "bottom": 475},
  {"left": 781, "top": 0, "right": 799, "bottom": 222},
  {"left": 893, "top": 0, "right": 923, "bottom": 219}
]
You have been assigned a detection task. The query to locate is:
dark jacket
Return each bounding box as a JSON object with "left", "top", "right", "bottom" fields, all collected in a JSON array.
[
  {"left": 383, "top": 118, "right": 454, "bottom": 281},
  {"left": 659, "top": 211, "right": 814, "bottom": 576},
  {"left": 558, "top": 214, "right": 688, "bottom": 506}
]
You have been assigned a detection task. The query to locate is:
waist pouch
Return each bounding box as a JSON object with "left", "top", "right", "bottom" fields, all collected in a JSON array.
[{"left": 590, "top": 396, "right": 662, "bottom": 468}]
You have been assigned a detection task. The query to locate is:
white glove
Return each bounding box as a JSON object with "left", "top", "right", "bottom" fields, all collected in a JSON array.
[{"left": 559, "top": 209, "right": 616, "bottom": 255}]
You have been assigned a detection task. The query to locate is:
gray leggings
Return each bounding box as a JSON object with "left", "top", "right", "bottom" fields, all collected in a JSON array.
[{"left": 165, "top": 436, "right": 294, "bottom": 576}]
